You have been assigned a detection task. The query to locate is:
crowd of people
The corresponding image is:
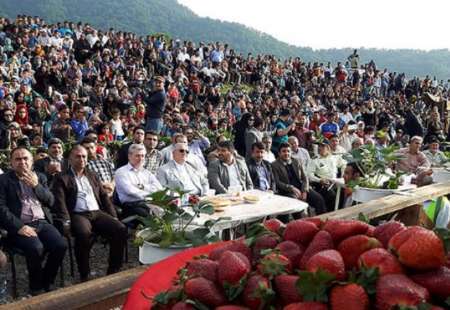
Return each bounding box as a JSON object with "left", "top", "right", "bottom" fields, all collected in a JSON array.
[{"left": 0, "top": 15, "right": 449, "bottom": 298}]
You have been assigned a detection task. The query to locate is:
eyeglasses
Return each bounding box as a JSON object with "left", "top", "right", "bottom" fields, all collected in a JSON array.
[
  {"left": 178, "top": 149, "right": 189, "bottom": 154},
  {"left": 4, "top": 114, "right": 13, "bottom": 117}
]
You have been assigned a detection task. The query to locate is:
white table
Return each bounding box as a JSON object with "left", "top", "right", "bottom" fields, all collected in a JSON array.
[{"left": 192, "top": 190, "right": 309, "bottom": 235}]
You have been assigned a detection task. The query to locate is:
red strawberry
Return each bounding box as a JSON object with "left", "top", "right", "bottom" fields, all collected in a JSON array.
[
  {"left": 184, "top": 277, "right": 226, "bottom": 307},
  {"left": 374, "top": 221, "right": 406, "bottom": 248},
  {"left": 305, "top": 249, "right": 346, "bottom": 281},
  {"left": 252, "top": 233, "right": 280, "bottom": 260},
  {"left": 215, "top": 306, "right": 250, "bottom": 310},
  {"left": 299, "top": 230, "right": 334, "bottom": 269},
  {"left": 276, "top": 240, "right": 304, "bottom": 267},
  {"left": 375, "top": 274, "right": 430, "bottom": 310},
  {"left": 171, "top": 302, "right": 194, "bottom": 310},
  {"left": 283, "top": 220, "right": 319, "bottom": 245},
  {"left": 186, "top": 258, "right": 218, "bottom": 282},
  {"left": 330, "top": 283, "right": 369, "bottom": 310},
  {"left": 323, "top": 219, "right": 369, "bottom": 243},
  {"left": 303, "top": 217, "right": 324, "bottom": 229},
  {"left": 283, "top": 302, "right": 327, "bottom": 310},
  {"left": 388, "top": 226, "right": 446, "bottom": 270},
  {"left": 337, "top": 234, "right": 382, "bottom": 270},
  {"left": 366, "top": 224, "right": 375, "bottom": 237},
  {"left": 242, "top": 274, "right": 274, "bottom": 309},
  {"left": 358, "top": 248, "right": 403, "bottom": 276},
  {"left": 217, "top": 251, "right": 251, "bottom": 286},
  {"left": 387, "top": 226, "right": 424, "bottom": 250},
  {"left": 410, "top": 266, "right": 450, "bottom": 299},
  {"left": 274, "top": 274, "right": 302, "bottom": 305},
  {"left": 263, "top": 218, "right": 285, "bottom": 235},
  {"left": 257, "top": 252, "right": 292, "bottom": 277},
  {"left": 209, "top": 240, "right": 252, "bottom": 262}
]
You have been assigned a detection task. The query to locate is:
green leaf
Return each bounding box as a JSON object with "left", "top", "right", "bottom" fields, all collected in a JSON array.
[
  {"left": 446, "top": 296, "right": 450, "bottom": 306},
  {"left": 296, "top": 270, "right": 335, "bottom": 302},
  {"left": 223, "top": 277, "right": 247, "bottom": 301},
  {"left": 349, "top": 266, "right": 379, "bottom": 295},
  {"left": 357, "top": 212, "right": 370, "bottom": 223},
  {"left": 434, "top": 227, "right": 450, "bottom": 254}
]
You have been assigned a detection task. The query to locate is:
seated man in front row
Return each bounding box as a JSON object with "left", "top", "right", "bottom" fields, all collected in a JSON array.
[
  {"left": 246, "top": 142, "right": 276, "bottom": 192},
  {"left": 208, "top": 141, "right": 253, "bottom": 194},
  {"left": 115, "top": 143, "right": 163, "bottom": 217},
  {"left": 0, "top": 147, "right": 67, "bottom": 294},
  {"left": 271, "top": 143, "right": 327, "bottom": 215},
  {"left": 52, "top": 145, "right": 127, "bottom": 282},
  {"left": 157, "top": 143, "right": 209, "bottom": 196}
]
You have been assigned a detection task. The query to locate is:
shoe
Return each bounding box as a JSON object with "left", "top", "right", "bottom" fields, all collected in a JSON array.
[
  {"left": 44, "top": 284, "right": 56, "bottom": 293},
  {"left": 28, "top": 288, "right": 44, "bottom": 296}
]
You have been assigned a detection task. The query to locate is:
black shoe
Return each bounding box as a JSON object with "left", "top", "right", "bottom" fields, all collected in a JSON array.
[
  {"left": 80, "top": 276, "right": 90, "bottom": 283},
  {"left": 29, "top": 288, "right": 44, "bottom": 296},
  {"left": 44, "top": 284, "right": 56, "bottom": 293}
]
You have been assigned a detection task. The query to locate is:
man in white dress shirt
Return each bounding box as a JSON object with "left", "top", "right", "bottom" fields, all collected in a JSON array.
[
  {"left": 115, "top": 143, "right": 163, "bottom": 217},
  {"left": 157, "top": 143, "right": 209, "bottom": 196},
  {"left": 288, "top": 136, "right": 310, "bottom": 171}
]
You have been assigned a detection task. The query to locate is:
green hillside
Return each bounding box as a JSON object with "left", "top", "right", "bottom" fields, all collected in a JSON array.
[{"left": 0, "top": 0, "right": 449, "bottom": 79}]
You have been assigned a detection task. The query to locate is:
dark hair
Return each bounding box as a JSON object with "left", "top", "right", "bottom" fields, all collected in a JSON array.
[
  {"left": 133, "top": 126, "right": 145, "bottom": 134},
  {"left": 217, "top": 140, "right": 235, "bottom": 151},
  {"left": 81, "top": 136, "right": 96, "bottom": 145},
  {"left": 252, "top": 142, "right": 265, "bottom": 151},
  {"left": 347, "top": 162, "right": 363, "bottom": 176},
  {"left": 278, "top": 142, "right": 291, "bottom": 152},
  {"left": 145, "top": 130, "right": 159, "bottom": 137}
]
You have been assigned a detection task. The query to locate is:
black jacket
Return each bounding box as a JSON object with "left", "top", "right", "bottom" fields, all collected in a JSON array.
[
  {"left": 246, "top": 158, "right": 276, "bottom": 192},
  {"left": 0, "top": 171, "right": 54, "bottom": 235},
  {"left": 145, "top": 90, "right": 166, "bottom": 119}
]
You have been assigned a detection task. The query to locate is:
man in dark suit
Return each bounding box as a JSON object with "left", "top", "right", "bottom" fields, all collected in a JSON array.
[
  {"left": 0, "top": 147, "right": 67, "bottom": 295},
  {"left": 272, "top": 143, "right": 327, "bottom": 215},
  {"left": 52, "top": 145, "right": 127, "bottom": 282},
  {"left": 246, "top": 142, "right": 276, "bottom": 192},
  {"left": 207, "top": 141, "right": 253, "bottom": 194},
  {"left": 116, "top": 126, "right": 145, "bottom": 168},
  {"left": 34, "top": 138, "right": 69, "bottom": 184}
]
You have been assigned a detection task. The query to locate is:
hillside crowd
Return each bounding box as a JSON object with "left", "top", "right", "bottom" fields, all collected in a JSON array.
[{"left": 0, "top": 15, "right": 449, "bottom": 297}]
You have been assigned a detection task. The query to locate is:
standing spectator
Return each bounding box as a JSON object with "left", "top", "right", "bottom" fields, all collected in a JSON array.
[
  {"left": 70, "top": 106, "right": 89, "bottom": 141},
  {"left": 143, "top": 130, "right": 163, "bottom": 174},
  {"left": 245, "top": 116, "right": 264, "bottom": 160},
  {"left": 145, "top": 76, "right": 166, "bottom": 134},
  {"left": 272, "top": 109, "right": 295, "bottom": 154}
]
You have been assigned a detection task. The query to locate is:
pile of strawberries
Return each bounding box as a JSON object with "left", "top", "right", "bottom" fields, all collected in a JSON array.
[{"left": 151, "top": 218, "right": 450, "bottom": 309}]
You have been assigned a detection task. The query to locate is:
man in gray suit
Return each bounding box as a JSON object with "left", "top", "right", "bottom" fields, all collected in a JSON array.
[
  {"left": 157, "top": 143, "right": 209, "bottom": 196},
  {"left": 208, "top": 141, "right": 253, "bottom": 194},
  {"left": 272, "top": 143, "right": 327, "bottom": 215}
]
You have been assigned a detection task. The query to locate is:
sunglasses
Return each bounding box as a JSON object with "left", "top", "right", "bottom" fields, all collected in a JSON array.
[{"left": 178, "top": 149, "right": 189, "bottom": 154}]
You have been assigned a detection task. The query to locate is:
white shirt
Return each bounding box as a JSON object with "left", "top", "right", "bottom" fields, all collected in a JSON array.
[
  {"left": 224, "top": 161, "right": 241, "bottom": 187},
  {"left": 307, "top": 154, "right": 345, "bottom": 183},
  {"left": 115, "top": 163, "right": 163, "bottom": 203},
  {"left": 291, "top": 147, "right": 311, "bottom": 171},
  {"left": 263, "top": 151, "right": 276, "bottom": 163},
  {"left": 73, "top": 173, "right": 100, "bottom": 213}
]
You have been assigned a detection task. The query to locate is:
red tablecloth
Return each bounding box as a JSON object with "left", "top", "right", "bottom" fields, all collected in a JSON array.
[{"left": 123, "top": 242, "right": 227, "bottom": 310}]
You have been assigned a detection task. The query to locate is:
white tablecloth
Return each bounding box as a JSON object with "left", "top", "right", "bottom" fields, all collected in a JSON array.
[{"left": 192, "top": 190, "right": 309, "bottom": 232}]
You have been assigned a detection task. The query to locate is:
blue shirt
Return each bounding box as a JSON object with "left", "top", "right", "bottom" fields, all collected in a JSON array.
[{"left": 255, "top": 163, "right": 270, "bottom": 191}]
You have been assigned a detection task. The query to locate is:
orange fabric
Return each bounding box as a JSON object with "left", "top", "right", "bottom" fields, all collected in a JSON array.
[{"left": 123, "top": 242, "right": 227, "bottom": 310}]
